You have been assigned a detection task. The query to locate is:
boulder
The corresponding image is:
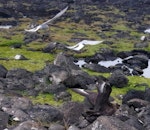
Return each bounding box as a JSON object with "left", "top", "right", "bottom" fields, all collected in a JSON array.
[
  {"left": 83, "top": 63, "right": 110, "bottom": 73},
  {"left": 61, "top": 102, "right": 85, "bottom": 126},
  {"left": 0, "top": 64, "right": 7, "bottom": 78},
  {"left": 123, "top": 54, "right": 149, "bottom": 69},
  {"left": 108, "top": 70, "right": 129, "bottom": 88},
  {"left": 82, "top": 116, "right": 137, "bottom": 130},
  {"left": 27, "top": 104, "right": 63, "bottom": 123},
  {"left": 12, "top": 120, "right": 47, "bottom": 130},
  {"left": 0, "top": 111, "right": 9, "bottom": 130},
  {"left": 122, "top": 90, "right": 145, "bottom": 104}
]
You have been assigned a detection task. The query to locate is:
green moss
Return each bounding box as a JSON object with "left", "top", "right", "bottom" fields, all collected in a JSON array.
[
  {"left": 30, "top": 90, "right": 84, "bottom": 107},
  {"left": 30, "top": 93, "right": 63, "bottom": 107},
  {"left": 0, "top": 47, "right": 54, "bottom": 71},
  {"left": 111, "top": 76, "right": 150, "bottom": 104},
  {"left": 112, "top": 24, "right": 129, "bottom": 31},
  {"left": 83, "top": 69, "right": 150, "bottom": 104},
  {"left": 68, "top": 89, "right": 84, "bottom": 102}
]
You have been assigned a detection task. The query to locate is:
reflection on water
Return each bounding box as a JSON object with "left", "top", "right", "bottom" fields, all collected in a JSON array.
[
  {"left": 0, "top": 25, "right": 12, "bottom": 29},
  {"left": 74, "top": 59, "right": 86, "bottom": 68},
  {"left": 143, "top": 60, "right": 150, "bottom": 78},
  {"left": 98, "top": 58, "right": 122, "bottom": 67},
  {"left": 75, "top": 58, "right": 150, "bottom": 78}
]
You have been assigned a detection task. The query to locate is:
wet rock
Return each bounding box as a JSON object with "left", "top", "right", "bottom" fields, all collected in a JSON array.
[
  {"left": 108, "top": 70, "right": 129, "bottom": 88},
  {"left": 27, "top": 104, "right": 63, "bottom": 123},
  {"left": 132, "top": 67, "right": 143, "bottom": 76},
  {"left": 64, "top": 74, "right": 96, "bottom": 89},
  {"left": 123, "top": 54, "right": 149, "bottom": 69},
  {"left": 0, "top": 110, "right": 9, "bottom": 130},
  {"left": 83, "top": 116, "right": 137, "bottom": 130},
  {"left": 85, "top": 53, "right": 105, "bottom": 64},
  {"left": 83, "top": 63, "right": 110, "bottom": 73},
  {"left": 100, "top": 48, "right": 117, "bottom": 61},
  {"left": 127, "top": 98, "right": 150, "bottom": 108},
  {"left": 122, "top": 90, "right": 145, "bottom": 104},
  {"left": 0, "top": 64, "right": 7, "bottom": 78}
]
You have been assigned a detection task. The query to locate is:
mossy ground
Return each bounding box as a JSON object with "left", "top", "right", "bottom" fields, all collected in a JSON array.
[{"left": 0, "top": 5, "right": 150, "bottom": 106}]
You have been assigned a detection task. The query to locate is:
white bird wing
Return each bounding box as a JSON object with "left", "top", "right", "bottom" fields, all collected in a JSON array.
[
  {"left": 25, "top": 25, "right": 42, "bottom": 32},
  {"left": 66, "top": 40, "right": 87, "bottom": 50},
  {"left": 71, "top": 44, "right": 85, "bottom": 51},
  {"left": 66, "top": 40, "right": 104, "bottom": 51},
  {"left": 42, "top": 6, "right": 68, "bottom": 25},
  {"left": 79, "top": 40, "right": 104, "bottom": 45},
  {"left": 72, "top": 88, "right": 89, "bottom": 97},
  {"left": 66, "top": 43, "right": 80, "bottom": 49},
  {"left": 144, "top": 28, "right": 150, "bottom": 33},
  {"left": 67, "top": 44, "right": 84, "bottom": 51}
]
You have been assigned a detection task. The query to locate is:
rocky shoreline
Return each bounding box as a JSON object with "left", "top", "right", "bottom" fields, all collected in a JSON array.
[
  {"left": 0, "top": 0, "right": 150, "bottom": 129},
  {"left": 0, "top": 52, "right": 150, "bottom": 130}
]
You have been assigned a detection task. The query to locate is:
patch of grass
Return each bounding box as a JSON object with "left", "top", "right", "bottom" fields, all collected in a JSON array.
[
  {"left": 51, "top": 21, "right": 102, "bottom": 44},
  {"left": 0, "top": 4, "right": 150, "bottom": 107},
  {"left": 112, "top": 39, "right": 135, "bottom": 52},
  {"left": 83, "top": 68, "right": 150, "bottom": 104},
  {"left": 112, "top": 24, "right": 130, "bottom": 31},
  {"left": 30, "top": 90, "right": 84, "bottom": 107},
  {"left": 111, "top": 76, "right": 150, "bottom": 104},
  {"left": 68, "top": 89, "right": 84, "bottom": 102},
  {"left": 0, "top": 47, "right": 54, "bottom": 72},
  {"left": 30, "top": 93, "right": 63, "bottom": 107},
  {"left": 0, "top": 30, "right": 24, "bottom": 46}
]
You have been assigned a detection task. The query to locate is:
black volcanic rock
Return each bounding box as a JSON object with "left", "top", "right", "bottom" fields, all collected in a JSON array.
[{"left": 0, "top": 65, "right": 7, "bottom": 78}]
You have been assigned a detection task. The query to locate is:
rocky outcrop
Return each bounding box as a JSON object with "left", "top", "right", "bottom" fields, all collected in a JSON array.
[
  {"left": 0, "top": 52, "right": 150, "bottom": 129},
  {"left": 0, "top": 0, "right": 150, "bottom": 129}
]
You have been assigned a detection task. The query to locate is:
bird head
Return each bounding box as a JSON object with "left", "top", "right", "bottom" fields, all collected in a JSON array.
[{"left": 96, "top": 81, "right": 112, "bottom": 94}]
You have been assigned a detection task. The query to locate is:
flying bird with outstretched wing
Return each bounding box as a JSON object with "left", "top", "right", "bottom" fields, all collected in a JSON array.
[
  {"left": 66, "top": 40, "right": 104, "bottom": 51},
  {"left": 25, "top": 6, "right": 68, "bottom": 32},
  {"left": 144, "top": 28, "right": 150, "bottom": 34}
]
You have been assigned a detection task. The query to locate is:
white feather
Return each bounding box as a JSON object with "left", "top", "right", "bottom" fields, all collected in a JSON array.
[
  {"left": 25, "top": 6, "right": 68, "bottom": 32},
  {"left": 100, "top": 82, "right": 106, "bottom": 93},
  {"left": 72, "top": 88, "right": 89, "bottom": 96},
  {"left": 144, "top": 28, "right": 150, "bottom": 33},
  {"left": 66, "top": 40, "right": 104, "bottom": 51}
]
